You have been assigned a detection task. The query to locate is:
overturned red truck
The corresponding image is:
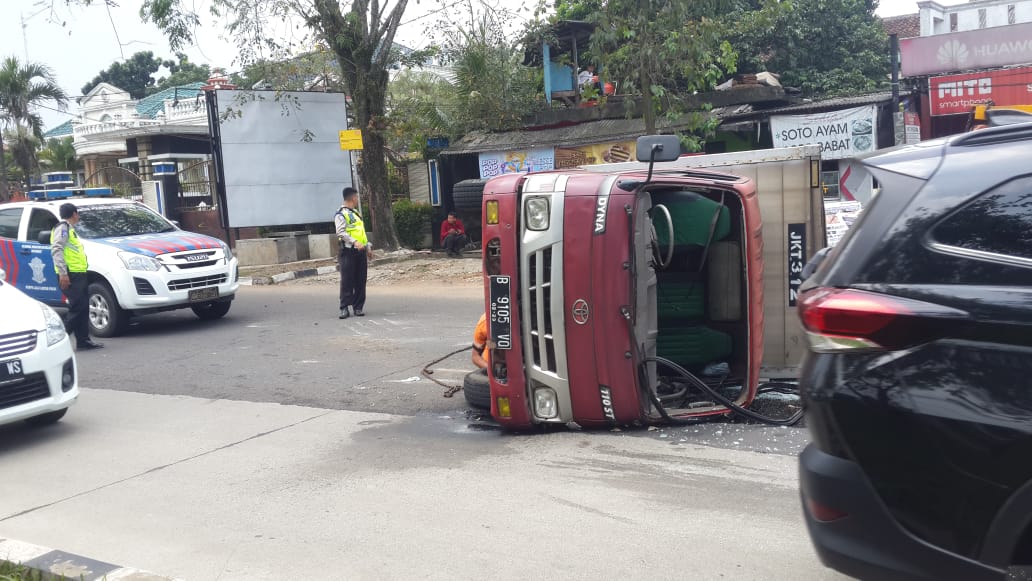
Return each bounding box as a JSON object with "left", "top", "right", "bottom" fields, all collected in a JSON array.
[{"left": 479, "top": 136, "right": 826, "bottom": 429}]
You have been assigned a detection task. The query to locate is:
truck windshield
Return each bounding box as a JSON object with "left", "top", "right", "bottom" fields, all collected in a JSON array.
[{"left": 75, "top": 205, "right": 177, "bottom": 239}]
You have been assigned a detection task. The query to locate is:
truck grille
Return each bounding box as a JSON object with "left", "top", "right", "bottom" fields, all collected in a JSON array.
[
  {"left": 527, "top": 246, "right": 558, "bottom": 372},
  {"left": 0, "top": 330, "right": 38, "bottom": 359},
  {"left": 0, "top": 372, "right": 50, "bottom": 411},
  {"left": 168, "top": 274, "right": 228, "bottom": 291}
]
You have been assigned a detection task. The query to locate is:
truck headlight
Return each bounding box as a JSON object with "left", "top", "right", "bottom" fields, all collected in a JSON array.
[
  {"left": 41, "top": 304, "right": 67, "bottom": 347},
  {"left": 119, "top": 252, "right": 162, "bottom": 271},
  {"left": 525, "top": 197, "right": 550, "bottom": 231},
  {"left": 221, "top": 242, "right": 234, "bottom": 264},
  {"left": 534, "top": 387, "right": 559, "bottom": 419}
]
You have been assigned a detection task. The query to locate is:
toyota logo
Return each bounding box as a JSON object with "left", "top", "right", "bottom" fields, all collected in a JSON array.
[{"left": 572, "top": 299, "right": 590, "bottom": 325}]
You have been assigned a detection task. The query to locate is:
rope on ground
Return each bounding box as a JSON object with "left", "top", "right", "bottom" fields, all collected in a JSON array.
[{"left": 422, "top": 346, "right": 472, "bottom": 398}]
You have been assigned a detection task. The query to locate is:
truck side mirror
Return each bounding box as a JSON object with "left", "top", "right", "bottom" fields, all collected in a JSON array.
[
  {"left": 635, "top": 135, "right": 681, "bottom": 163},
  {"left": 801, "top": 247, "right": 831, "bottom": 281},
  {"left": 38, "top": 231, "right": 51, "bottom": 245}
]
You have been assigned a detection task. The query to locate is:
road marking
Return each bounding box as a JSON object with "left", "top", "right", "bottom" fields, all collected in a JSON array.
[{"left": 386, "top": 376, "right": 422, "bottom": 383}]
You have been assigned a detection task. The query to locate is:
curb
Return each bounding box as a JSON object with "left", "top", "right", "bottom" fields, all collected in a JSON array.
[
  {"left": 0, "top": 537, "right": 182, "bottom": 580},
  {"left": 239, "top": 251, "right": 478, "bottom": 286}
]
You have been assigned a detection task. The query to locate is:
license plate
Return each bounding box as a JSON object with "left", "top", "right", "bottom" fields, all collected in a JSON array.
[
  {"left": 0, "top": 359, "right": 23, "bottom": 382},
  {"left": 489, "top": 276, "right": 513, "bottom": 350},
  {"left": 188, "top": 287, "right": 220, "bottom": 302}
]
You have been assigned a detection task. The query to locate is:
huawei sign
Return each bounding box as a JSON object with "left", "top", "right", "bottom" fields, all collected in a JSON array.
[
  {"left": 936, "top": 40, "right": 970, "bottom": 70},
  {"left": 901, "top": 21, "right": 1032, "bottom": 76}
]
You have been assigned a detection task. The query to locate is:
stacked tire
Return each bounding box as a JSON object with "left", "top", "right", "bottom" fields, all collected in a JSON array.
[{"left": 451, "top": 179, "right": 488, "bottom": 215}]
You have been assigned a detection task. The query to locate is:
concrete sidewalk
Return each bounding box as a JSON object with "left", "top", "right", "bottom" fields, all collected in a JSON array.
[
  {"left": 239, "top": 249, "right": 480, "bottom": 286},
  {"left": 0, "top": 389, "right": 841, "bottom": 581}
]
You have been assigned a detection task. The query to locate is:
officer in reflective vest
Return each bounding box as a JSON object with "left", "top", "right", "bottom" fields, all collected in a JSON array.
[
  {"left": 335, "top": 187, "right": 372, "bottom": 319},
  {"left": 51, "top": 203, "right": 103, "bottom": 350}
]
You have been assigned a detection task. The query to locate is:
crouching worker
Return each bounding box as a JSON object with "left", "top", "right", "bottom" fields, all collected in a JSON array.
[{"left": 472, "top": 313, "right": 493, "bottom": 370}]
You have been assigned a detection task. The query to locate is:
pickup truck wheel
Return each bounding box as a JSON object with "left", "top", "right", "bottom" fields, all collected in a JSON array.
[
  {"left": 463, "top": 369, "right": 491, "bottom": 410},
  {"left": 191, "top": 300, "right": 232, "bottom": 320},
  {"left": 25, "top": 409, "right": 67, "bottom": 426},
  {"left": 88, "top": 282, "right": 128, "bottom": 337}
]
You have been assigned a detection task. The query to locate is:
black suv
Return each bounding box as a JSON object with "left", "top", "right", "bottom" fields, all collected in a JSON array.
[{"left": 797, "top": 121, "right": 1032, "bottom": 580}]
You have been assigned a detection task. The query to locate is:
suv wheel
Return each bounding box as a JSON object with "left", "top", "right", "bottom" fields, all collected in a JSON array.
[
  {"left": 191, "top": 300, "right": 231, "bottom": 320},
  {"left": 88, "top": 282, "right": 129, "bottom": 337}
]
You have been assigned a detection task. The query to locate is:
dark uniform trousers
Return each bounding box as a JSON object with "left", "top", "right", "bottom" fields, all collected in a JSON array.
[
  {"left": 66, "top": 272, "right": 91, "bottom": 342},
  {"left": 339, "top": 247, "right": 368, "bottom": 311}
]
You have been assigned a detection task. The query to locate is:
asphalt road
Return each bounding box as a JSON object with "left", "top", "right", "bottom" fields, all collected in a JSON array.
[
  {"left": 0, "top": 275, "right": 835, "bottom": 580},
  {"left": 76, "top": 280, "right": 486, "bottom": 415}
]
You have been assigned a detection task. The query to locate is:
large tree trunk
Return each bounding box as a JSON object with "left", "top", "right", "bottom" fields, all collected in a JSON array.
[
  {"left": 0, "top": 136, "right": 8, "bottom": 202},
  {"left": 356, "top": 79, "right": 400, "bottom": 250}
]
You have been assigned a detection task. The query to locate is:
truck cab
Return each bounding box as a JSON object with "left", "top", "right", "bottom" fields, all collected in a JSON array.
[{"left": 481, "top": 138, "right": 824, "bottom": 429}]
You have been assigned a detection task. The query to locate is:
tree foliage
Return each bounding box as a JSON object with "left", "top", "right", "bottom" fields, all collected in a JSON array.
[
  {"left": 81, "top": 51, "right": 165, "bottom": 98},
  {"left": 39, "top": 137, "right": 81, "bottom": 172},
  {"left": 82, "top": 51, "right": 212, "bottom": 98},
  {"left": 387, "top": 7, "right": 540, "bottom": 156},
  {"left": 0, "top": 56, "right": 69, "bottom": 199},
  {"left": 726, "top": 0, "right": 889, "bottom": 96},
  {"left": 589, "top": 0, "right": 737, "bottom": 136},
  {"left": 130, "top": 0, "right": 413, "bottom": 250},
  {"left": 154, "top": 53, "right": 211, "bottom": 93}
]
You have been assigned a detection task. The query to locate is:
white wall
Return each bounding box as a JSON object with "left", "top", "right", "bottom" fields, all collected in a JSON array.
[{"left": 920, "top": 0, "right": 1032, "bottom": 35}]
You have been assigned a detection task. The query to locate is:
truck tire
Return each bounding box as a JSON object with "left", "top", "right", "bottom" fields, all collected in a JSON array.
[
  {"left": 452, "top": 179, "right": 488, "bottom": 214},
  {"left": 463, "top": 369, "right": 491, "bottom": 410},
  {"left": 192, "top": 300, "right": 232, "bottom": 320},
  {"left": 88, "top": 281, "right": 129, "bottom": 337}
]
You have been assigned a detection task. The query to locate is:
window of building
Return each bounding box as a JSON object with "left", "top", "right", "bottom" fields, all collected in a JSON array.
[
  {"left": 951, "top": 12, "right": 959, "bottom": 31},
  {"left": 933, "top": 177, "right": 1032, "bottom": 267},
  {"left": 1009, "top": 4, "right": 1016, "bottom": 24},
  {"left": 979, "top": 8, "right": 987, "bottom": 28}
]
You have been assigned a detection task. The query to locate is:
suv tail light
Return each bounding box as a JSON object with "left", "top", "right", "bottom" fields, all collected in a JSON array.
[{"left": 798, "top": 288, "right": 967, "bottom": 352}]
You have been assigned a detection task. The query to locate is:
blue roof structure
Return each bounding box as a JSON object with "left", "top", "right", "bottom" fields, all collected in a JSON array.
[
  {"left": 135, "top": 82, "right": 205, "bottom": 118},
  {"left": 42, "top": 119, "right": 73, "bottom": 139}
]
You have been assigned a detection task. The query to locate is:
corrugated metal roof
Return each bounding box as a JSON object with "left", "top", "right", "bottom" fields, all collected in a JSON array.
[
  {"left": 135, "top": 82, "right": 205, "bottom": 119},
  {"left": 42, "top": 119, "right": 73, "bottom": 139},
  {"left": 443, "top": 92, "right": 893, "bottom": 155},
  {"left": 443, "top": 114, "right": 733, "bottom": 155}
]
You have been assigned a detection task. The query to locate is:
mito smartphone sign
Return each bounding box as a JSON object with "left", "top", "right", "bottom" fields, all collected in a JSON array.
[{"left": 770, "top": 106, "right": 878, "bottom": 160}]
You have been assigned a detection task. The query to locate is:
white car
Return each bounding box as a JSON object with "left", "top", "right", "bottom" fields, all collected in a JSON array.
[
  {"left": 0, "top": 268, "right": 78, "bottom": 427},
  {"left": 0, "top": 197, "right": 240, "bottom": 336}
]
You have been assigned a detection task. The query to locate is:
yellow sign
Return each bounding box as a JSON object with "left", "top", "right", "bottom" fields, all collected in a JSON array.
[{"left": 339, "top": 129, "right": 363, "bottom": 150}]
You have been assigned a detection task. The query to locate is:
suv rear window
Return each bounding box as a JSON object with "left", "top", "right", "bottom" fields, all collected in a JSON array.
[
  {"left": 932, "top": 177, "right": 1032, "bottom": 266},
  {"left": 75, "top": 204, "right": 176, "bottom": 239}
]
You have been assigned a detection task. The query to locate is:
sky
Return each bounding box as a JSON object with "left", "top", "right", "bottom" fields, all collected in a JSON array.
[{"left": 0, "top": 0, "right": 945, "bottom": 132}]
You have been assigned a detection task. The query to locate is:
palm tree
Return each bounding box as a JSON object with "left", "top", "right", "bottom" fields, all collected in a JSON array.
[
  {"left": 0, "top": 56, "right": 69, "bottom": 200},
  {"left": 38, "top": 137, "right": 80, "bottom": 173}
]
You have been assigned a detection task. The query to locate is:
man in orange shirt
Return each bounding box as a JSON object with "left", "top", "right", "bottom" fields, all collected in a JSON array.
[{"left": 473, "top": 313, "right": 491, "bottom": 369}]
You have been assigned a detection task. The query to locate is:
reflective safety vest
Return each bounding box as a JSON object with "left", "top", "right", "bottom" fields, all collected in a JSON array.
[
  {"left": 339, "top": 207, "right": 369, "bottom": 247},
  {"left": 52, "top": 222, "right": 88, "bottom": 273}
]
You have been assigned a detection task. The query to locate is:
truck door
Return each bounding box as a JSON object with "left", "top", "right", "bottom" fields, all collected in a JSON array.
[
  {"left": 0, "top": 206, "right": 62, "bottom": 305},
  {"left": 22, "top": 208, "right": 63, "bottom": 305}
]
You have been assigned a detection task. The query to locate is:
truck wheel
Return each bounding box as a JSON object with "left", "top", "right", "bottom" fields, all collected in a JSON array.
[
  {"left": 25, "top": 409, "right": 67, "bottom": 426},
  {"left": 88, "top": 282, "right": 128, "bottom": 337},
  {"left": 463, "top": 369, "right": 492, "bottom": 410},
  {"left": 452, "top": 179, "right": 488, "bottom": 214},
  {"left": 192, "top": 300, "right": 232, "bottom": 321}
]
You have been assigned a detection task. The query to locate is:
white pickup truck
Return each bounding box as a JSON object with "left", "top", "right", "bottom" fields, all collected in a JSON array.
[{"left": 0, "top": 196, "right": 239, "bottom": 336}]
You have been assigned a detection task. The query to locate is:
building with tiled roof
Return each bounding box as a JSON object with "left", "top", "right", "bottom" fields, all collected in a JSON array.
[
  {"left": 42, "top": 119, "right": 74, "bottom": 139},
  {"left": 882, "top": 13, "right": 921, "bottom": 38}
]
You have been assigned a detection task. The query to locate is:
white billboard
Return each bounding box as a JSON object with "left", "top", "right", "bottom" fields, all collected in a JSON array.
[
  {"left": 215, "top": 90, "right": 353, "bottom": 228},
  {"left": 770, "top": 105, "right": 878, "bottom": 160}
]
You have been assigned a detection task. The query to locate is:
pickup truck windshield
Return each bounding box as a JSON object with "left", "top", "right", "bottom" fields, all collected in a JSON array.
[{"left": 75, "top": 205, "right": 177, "bottom": 239}]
